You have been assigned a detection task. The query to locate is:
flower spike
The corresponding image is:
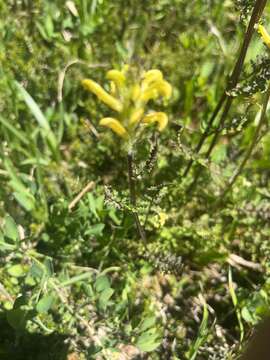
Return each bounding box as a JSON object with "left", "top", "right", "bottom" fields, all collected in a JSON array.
[{"left": 81, "top": 66, "right": 172, "bottom": 140}]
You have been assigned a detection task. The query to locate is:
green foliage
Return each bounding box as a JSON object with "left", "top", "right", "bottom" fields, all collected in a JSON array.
[{"left": 1, "top": 0, "right": 270, "bottom": 359}]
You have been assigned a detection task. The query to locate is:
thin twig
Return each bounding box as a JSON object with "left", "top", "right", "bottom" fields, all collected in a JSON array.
[
  {"left": 127, "top": 150, "right": 146, "bottom": 244},
  {"left": 221, "top": 81, "right": 270, "bottom": 197},
  {"left": 68, "top": 181, "right": 95, "bottom": 211},
  {"left": 182, "top": 0, "right": 267, "bottom": 183},
  {"left": 228, "top": 253, "right": 262, "bottom": 271},
  {"left": 84, "top": 118, "right": 100, "bottom": 139},
  {"left": 57, "top": 60, "right": 108, "bottom": 103}
]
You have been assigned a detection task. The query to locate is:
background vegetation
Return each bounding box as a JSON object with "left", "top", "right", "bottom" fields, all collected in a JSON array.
[{"left": 1, "top": 0, "right": 270, "bottom": 359}]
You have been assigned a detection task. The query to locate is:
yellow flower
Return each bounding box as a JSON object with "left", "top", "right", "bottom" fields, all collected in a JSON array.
[
  {"left": 110, "top": 81, "right": 117, "bottom": 96},
  {"left": 122, "top": 64, "right": 130, "bottom": 74},
  {"left": 106, "top": 70, "right": 126, "bottom": 87},
  {"left": 140, "top": 79, "right": 172, "bottom": 102},
  {"left": 129, "top": 108, "right": 144, "bottom": 125},
  {"left": 155, "top": 80, "right": 172, "bottom": 99},
  {"left": 258, "top": 24, "right": 270, "bottom": 49},
  {"left": 81, "top": 79, "right": 123, "bottom": 112},
  {"left": 158, "top": 212, "right": 168, "bottom": 227},
  {"left": 142, "top": 112, "right": 168, "bottom": 131},
  {"left": 99, "top": 117, "right": 128, "bottom": 139},
  {"left": 131, "top": 84, "right": 141, "bottom": 101},
  {"left": 81, "top": 66, "right": 172, "bottom": 140},
  {"left": 142, "top": 69, "right": 163, "bottom": 87},
  {"left": 140, "top": 88, "right": 159, "bottom": 103}
]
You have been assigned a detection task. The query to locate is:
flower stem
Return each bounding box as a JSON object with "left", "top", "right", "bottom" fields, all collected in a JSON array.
[{"left": 127, "top": 149, "right": 146, "bottom": 244}]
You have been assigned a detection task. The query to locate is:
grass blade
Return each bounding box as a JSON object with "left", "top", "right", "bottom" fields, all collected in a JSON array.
[{"left": 15, "top": 81, "right": 50, "bottom": 131}]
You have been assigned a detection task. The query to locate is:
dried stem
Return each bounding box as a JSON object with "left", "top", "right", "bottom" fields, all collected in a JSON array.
[
  {"left": 221, "top": 81, "right": 270, "bottom": 197},
  {"left": 68, "top": 181, "right": 95, "bottom": 211},
  {"left": 127, "top": 150, "right": 146, "bottom": 244},
  {"left": 183, "top": 0, "right": 268, "bottom": 186},
  {"left": 205, "top": 0, "right": 267, "bottom": 158}
]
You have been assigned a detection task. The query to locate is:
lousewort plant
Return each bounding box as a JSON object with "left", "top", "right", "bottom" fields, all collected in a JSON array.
[{"left": 82, "top": 66, "right": 173, "bottom": 243}]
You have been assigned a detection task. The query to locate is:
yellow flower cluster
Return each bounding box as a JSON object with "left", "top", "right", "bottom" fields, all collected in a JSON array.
[
  {"left": 258, "top": 24, "right": 270, "bottom": 49},
  {"left": 81, "top": 66, "right": 172, "bottom": 139}
]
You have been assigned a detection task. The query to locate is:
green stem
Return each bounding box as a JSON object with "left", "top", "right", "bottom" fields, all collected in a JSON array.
[{"left": 60, "top": 272, "right": 94, "bottom": 287}]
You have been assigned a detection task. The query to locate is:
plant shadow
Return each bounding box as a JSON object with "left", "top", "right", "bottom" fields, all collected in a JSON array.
[{"left": 0, "top": 316, "right": 69, "bottom": 360}]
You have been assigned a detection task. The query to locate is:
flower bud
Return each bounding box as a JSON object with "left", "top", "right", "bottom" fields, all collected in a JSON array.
[
  {"left": 142, "top": 69, "right": 163, "bottom": 87},
  {"left": 99, "top": 117, "right": 128, "bottom": 138},
  {"left": 106, "top": 70, "right": 126, "bottom": 87},
  {"left": 142, "top": 112, "right": 168, "bottom": 131},
  {"left": 82, "top": 79, "right": 123, "bottom": 112}
]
